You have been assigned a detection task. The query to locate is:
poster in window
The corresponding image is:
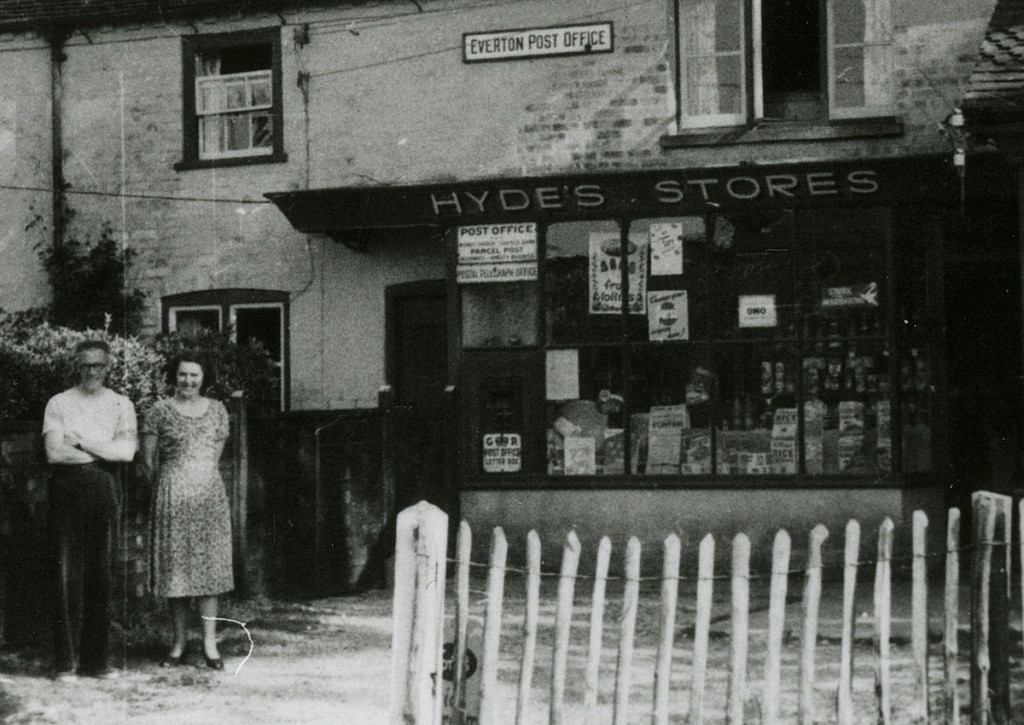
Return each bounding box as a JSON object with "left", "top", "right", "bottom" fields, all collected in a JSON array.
[
  {"left": 649, "top": 221, "right": 684, "bottom": 276},
  {"left": 647, "top": 290, "right": 689, "bottom": 341},
  {"left": 589, "top": 232, "right": 647, "bottom": 315}
]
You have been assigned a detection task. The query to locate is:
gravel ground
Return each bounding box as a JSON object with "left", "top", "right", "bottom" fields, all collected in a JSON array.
[{"left": 1, "top": 576, "right": 1021, "bottom": 724}]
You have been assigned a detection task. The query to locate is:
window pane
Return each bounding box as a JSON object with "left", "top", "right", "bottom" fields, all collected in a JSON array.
[
  {"left": 234, "top": 307, "right": 282, "bottom": 362},
  {"left": 832, "top": 47, "right": 865, "bottom": 109},
  {"left": 831, "top": 0, "right": 866, "bottom": 45},
  {"left": 686, "top": 55, "right": 743, "bottom": 116},
  {"left": 251, "top": 76, "right": 272, "bottom": 106},
  {"left": 173, "top": 308, "right": 219, "bottom": 334},
  {"left": 224, "top": 114, "right": 250, "bottom": 151},
  {"left": 197, "top": 80, "right": 220, "bottom": 113},
  {"left": 199, "top": 117, "right": 220, "bottom": 156},
  {"left": 545, "top": 220, "right": 624, "bottom": 344},
  {"left": 462, "top": 282, "right": 538, "bottom": 347},
  {"left": 546, "top": 348, "right": 623, "bottom": 476},
  {"left": 628, "top": 216, "right": 708, "bottom": 342},
  {"left": 629, "top": 346, "right": 713, "bottom": 475},
  {"left": 715, "top": 343, "right": 798, "bottom": 475},
  {"left": 710, "top": 210, "right": 797, "bottom": 340},
  {"left": 224, "top": 79, "right": 248, "bottom": 110},
  {"left": 680, "top": 0, "right": 744, "bottom": 119},
  {"left": 251, "top": 114, "right": 273, "bottom": 148}
]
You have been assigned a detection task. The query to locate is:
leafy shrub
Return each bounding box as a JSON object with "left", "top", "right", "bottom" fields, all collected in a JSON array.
[{"left": 0, "top": 317, "right": 276, "bottom": 422}]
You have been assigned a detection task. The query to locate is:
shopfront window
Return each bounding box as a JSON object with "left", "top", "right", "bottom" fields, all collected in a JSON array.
[{"left": 458, "top": 205, "right": 935, "bottom": 480}]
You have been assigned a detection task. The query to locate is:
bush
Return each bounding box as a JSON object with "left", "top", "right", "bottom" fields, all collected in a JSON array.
[{"left": 0, "top": 316, "right": 277, "bottom": 422}]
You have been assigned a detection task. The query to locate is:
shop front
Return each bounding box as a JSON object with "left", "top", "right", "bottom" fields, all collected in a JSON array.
[{"left": 268, "top": 154, "right": 1001, "bottom": 569}]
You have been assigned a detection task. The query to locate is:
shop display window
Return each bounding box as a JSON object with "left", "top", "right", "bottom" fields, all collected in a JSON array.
[
  {"left": 457, "top": 205, "right": 938, "bottom": 482},
  {"left": 461, "top": 282, "right": 538, "bottom": 347}
]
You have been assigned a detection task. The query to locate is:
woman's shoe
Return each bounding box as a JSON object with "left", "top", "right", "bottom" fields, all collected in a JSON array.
[
  {"left": 160, "top": 653, "right": 184, "bottom": 668},
  {"left": 203, "top": 654, "right": 224, "bottom": 671}
]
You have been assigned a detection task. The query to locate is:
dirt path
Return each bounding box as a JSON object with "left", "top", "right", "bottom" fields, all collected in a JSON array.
[{"left": 0, "top": 592, "right": 393, "bottom": 725}]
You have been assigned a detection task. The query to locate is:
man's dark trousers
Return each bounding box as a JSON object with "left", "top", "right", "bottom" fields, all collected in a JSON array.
[{"left": 50, "top": 463, "right": 118, "bottom": 674}]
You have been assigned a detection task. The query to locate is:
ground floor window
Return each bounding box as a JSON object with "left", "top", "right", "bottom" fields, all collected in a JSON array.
[
  {"left": 163, "top": 289, "right": 289, "bottom": 410},
  {"left": 457, "top": 205, "right": 941, "bottom": 481}
]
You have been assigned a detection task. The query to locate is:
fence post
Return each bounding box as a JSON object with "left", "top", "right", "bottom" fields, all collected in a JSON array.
[
  {"left": 550, "top": 529, "right": 581, "bottom": 725},
  {"left": 478, "top": 528, "right": 507, "bottom": 725},
  {"left": 837, "top": 519, "right": 860, "bottom": 725},
  {"left": 799, "top": 525, "right": 828, "bottom": 725},
  {"left": 452, "top": 521, "right": 472, "bottom": 725},
  {"left": 874, "top": 518, "right": 894, "bottom": 725},
  {"left": 970, "top": 491, "right": 1012, "bottom": 725},
  {"left": 910, "top": 511, "right": 929, "bottom": 725},
  {"left": 515, "top": 531, "right": 542, "bottom": 725},
  {"left": 689, "top": 534, "right": 715, "bottom": 725},
  {"left": 390, "top": 501, "right": 449, "bottom": 725},
  {"left": 584, "top": 536, "right": 612, "bottom": 722},
  {"left": 764, "top": 529, "right": 791, "bottom": 725},
  {"left": 613, "top": 537, "right": 641, "bottom": 725},
  {"left": 653, "top": 534, "right": 681, "bottom": 725},
  {"left": 945, "top": 508, "right": 961, "bottom": 725},
  {"left": 229, "top": 395, "right": 250, "bottom": 597}
]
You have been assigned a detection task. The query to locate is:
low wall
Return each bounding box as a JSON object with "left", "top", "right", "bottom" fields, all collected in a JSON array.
[{"left": 460, "top": 486, "right": 948, "bottom": 577}]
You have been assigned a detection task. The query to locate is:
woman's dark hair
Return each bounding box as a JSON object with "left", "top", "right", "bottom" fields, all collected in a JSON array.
[
  {"left": 165, "top": 354, "right": 216, "bottom": 393},
  {"left": 75, "top": 339, "right": 111, "bottom": 356}
]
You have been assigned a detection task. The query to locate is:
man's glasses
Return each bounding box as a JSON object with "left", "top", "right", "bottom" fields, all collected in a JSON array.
[{"left": 78, "top": 363, "right": 108, "bottom": 371}]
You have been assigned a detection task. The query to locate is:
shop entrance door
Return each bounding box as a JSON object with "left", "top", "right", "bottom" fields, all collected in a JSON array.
[
  {"left": 945, "top": 268, "right": 1022, "bottom": 514},
  {"left": 385, "top": 280, "right": 452, "bottom": 516}
]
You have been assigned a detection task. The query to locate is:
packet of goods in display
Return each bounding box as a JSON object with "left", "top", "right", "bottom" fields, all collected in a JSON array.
[
  {"left": 602, "top": 429, "right": 625, "bottom": 475},
  {"left": 875, "top": 401, "right": 892, "bottom": 471},
  {"left": 770, "top": 438, "right": 797, "bottom": 474},
  {"left": 804, "top": 398, "right": 826, "bottom": 474},
  {"left": 564, "top": 436, "right": 596, "bottom": 475},
  {"left": 838, "top": 433, "right": 865, "bottom": 472},
  {"left": 682, "top": 432, "right": 711, "bottom": 474},
  {"left": 838, "top": 401, "right": 865, "bottom": 433},
  {"left": 546, "top": 428, "right": 564, "bottom": 475},
  {"left": 771, "top": 408, "right": 798, "bottom": 439},
  {"left": 646, "top": 405, "right": 689, "bottom": 474}
]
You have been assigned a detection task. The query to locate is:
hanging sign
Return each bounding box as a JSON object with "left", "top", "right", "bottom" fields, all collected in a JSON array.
[
  {"left": 463, "top": 22, "right": 614, "bottom": 63},
  {"left": 647, "top": 290, "right": 689, "bottom": 341},
  {"left": 457, "top": 223, "right": 538, "bottom": 284},
  {"left": 738, "top": 294, "right": 777, "bottom": 328}
]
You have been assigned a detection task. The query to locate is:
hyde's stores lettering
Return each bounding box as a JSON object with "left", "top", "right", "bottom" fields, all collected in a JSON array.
[{"left": 430, "top": 170, "right": 881, "bottom": 217}]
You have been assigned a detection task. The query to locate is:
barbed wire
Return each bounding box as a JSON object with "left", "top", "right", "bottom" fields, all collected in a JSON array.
[{"left": 435, "top": 540, "right": 1006, "bottom": 585}]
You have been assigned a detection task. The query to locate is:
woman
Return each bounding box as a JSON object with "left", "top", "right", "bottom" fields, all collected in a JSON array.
[{"left": 141, "top": 355, "right": 233, "bottom": 670}]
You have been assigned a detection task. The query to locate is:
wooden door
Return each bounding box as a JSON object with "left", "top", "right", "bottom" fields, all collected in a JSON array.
[{"left": 385, "top": 280, "right": 452, "bottom": 514}]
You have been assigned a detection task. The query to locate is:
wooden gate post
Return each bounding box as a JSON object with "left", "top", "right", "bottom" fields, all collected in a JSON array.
[
  {"left": 390, "top": 501, "right": 449, "bottom": 725},
  {"left": 970, "top": 491, "right": 1013, "bottom": 725}
]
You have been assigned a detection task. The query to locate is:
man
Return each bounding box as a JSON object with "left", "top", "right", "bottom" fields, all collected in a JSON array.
[{"left": 43, "top": 339, "right": 137, "bottom": 681}]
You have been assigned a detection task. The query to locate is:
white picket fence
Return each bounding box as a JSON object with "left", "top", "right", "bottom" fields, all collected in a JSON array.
[{"left": 389, "top": 491, "right": 1022, "bottom": 725}]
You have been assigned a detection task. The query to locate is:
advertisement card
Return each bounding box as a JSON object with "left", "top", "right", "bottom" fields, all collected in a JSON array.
[
  {"left": 589, "top": 232, "right": 647, "bottom": 315},
  {"left": 647, "top": 290, "right": 689, "bottom": 341},
  {"left": 738, "top": 294, "right": 778, "bottom": 328}
]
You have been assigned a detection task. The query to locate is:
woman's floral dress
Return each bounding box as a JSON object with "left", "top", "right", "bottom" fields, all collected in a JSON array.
[{"left": 144, "top": 398, "right": 234, "bottom": 597}]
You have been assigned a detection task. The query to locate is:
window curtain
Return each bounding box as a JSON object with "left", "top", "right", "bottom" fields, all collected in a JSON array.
[
  {"left": 829, "top": 0, "right": 893, "bottom": 117},
  {"left": 679, "top": 0, "right": 745, "bottom": 125}
]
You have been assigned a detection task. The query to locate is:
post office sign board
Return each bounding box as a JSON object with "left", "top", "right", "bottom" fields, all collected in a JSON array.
[
  {"left": 457, "top": 261, "right": 538, "bottom": 284},
  {"left": 463, "top": 22, "right": 613, "bottom": 63},
  {"left": 457, "top": 223, "right": 537, "bottom": 264}
]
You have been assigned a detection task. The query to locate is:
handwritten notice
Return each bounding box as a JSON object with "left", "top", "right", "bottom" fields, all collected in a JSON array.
[
  {"left": 650, "top": 221, "right": 684, "bottom": 276},
  {"left": 589, "top": 232, "right": 647, "bottom": 315},
  {"left": 648, "top": 290, "right": 689, "bottom": 341}
]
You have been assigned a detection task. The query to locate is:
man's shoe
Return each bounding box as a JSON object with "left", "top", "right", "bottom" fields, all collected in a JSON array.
[{"left": 203, "top": 655, "right": 224, "bottom": 671}]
